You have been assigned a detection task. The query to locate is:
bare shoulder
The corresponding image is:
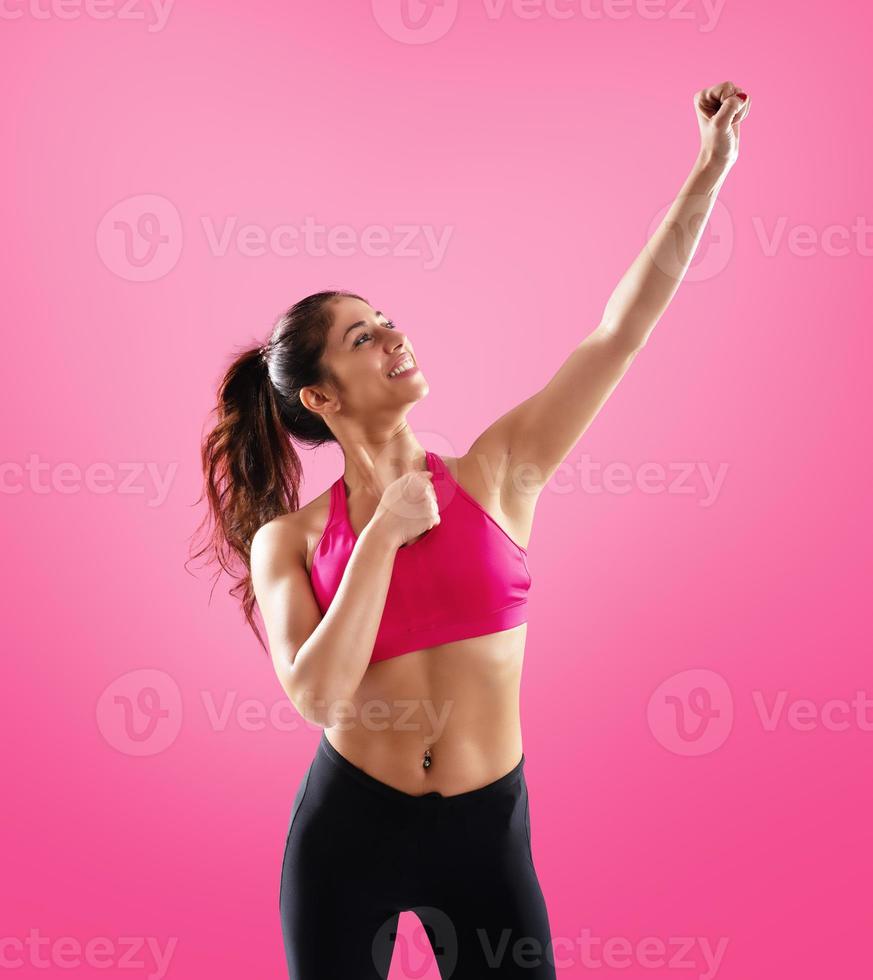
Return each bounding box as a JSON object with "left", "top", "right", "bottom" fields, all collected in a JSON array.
[{"left": 251, "top": 485, "right": 334, "bottom": 579}]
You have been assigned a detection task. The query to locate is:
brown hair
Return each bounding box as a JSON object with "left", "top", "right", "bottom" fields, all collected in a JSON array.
[{"left": 188, "top": 290, "right": 366, "bottom": 650}]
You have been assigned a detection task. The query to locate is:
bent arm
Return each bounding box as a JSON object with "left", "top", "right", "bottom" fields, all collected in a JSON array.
[{"left": 251, "top": 518, "right": 398, "bottom": 727}]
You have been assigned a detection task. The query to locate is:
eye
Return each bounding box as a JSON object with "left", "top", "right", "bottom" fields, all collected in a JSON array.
[{"left": 353, "top": 320, "right": 397, "bottom": 348}]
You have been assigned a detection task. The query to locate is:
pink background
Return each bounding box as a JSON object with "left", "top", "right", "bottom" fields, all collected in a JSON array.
[{"left": 2, "top": 0, "right": 871, "bottom": 977}]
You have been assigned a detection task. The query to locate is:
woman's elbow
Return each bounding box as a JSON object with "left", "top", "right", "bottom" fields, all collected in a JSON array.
[{"left": 285, "top": 656, "right": 350, "bottom": 728}]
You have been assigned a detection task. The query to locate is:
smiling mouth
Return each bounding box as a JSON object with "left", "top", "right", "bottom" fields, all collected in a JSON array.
[{"left": 387, "top": 355, "right": 416, "bottom": 378}]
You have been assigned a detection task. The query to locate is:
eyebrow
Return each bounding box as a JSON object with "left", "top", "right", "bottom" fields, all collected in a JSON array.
[{"left": 342, "top": 311, "right": 384, "bottom": 343}]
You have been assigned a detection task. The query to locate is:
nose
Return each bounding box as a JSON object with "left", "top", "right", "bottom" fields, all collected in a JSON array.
[{"left": 383, "top": 329, "right": 408, "bottom": 350}]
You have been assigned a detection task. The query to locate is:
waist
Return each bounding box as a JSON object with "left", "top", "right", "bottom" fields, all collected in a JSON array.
[
  {"left": 320, "top": 726, "right": 525, "bottom": 800},
  {"left": 320, "top": 623, "right": 526, "bottom": 793}
]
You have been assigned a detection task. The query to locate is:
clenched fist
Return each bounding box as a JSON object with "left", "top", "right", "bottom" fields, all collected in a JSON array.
[{"left": 694, "top": 80, "right": 751, "bottom": 170}]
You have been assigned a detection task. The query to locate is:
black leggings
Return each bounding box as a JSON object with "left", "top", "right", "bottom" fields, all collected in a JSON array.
[{"left": 280, "top": 732, "right": 557, "bottom": 979}]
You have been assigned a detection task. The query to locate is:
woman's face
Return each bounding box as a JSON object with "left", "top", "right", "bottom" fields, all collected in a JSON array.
[{"left": 321, "top": 296, "right": 428, "bottom": 413}]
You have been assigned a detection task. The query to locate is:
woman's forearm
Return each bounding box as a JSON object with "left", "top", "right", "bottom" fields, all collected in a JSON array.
[
  {"left": 289, "top": 522, "right": 398, "bottom": 726},
  {"left": 601, "top": 152, "right": 732, "bottom": 351}
]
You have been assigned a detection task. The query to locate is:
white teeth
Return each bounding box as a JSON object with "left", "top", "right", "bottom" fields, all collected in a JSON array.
[{"left": 388, "top": 357, "right": 413, "bottom": 378}]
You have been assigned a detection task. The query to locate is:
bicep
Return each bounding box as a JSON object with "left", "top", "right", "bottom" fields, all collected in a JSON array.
[
  {"left": 469, "top": 325, "right": 643, "bottom": 494},
  {"left": 250, "top": 519, "right": 323, "bottom": 700}
]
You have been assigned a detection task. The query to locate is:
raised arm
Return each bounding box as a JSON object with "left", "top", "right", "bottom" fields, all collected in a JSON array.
[{"left": 467, "top": 81, "right": 751, "bottom": 492}]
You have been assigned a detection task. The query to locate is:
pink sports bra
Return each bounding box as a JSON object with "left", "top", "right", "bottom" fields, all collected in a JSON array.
[{"left": 309, "top": 450, "right": 532, "bottom": 663}]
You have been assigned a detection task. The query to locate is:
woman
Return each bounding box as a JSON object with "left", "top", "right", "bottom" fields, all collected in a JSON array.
[{"left": 193, "top": 80, "right": 750, "bottom": 979}]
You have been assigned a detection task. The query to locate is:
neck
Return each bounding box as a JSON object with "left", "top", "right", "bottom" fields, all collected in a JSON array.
[{"left": 338, "top": 428, "right": 428, "bottom": 499}]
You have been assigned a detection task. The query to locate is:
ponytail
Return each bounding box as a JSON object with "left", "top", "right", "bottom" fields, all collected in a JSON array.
[{"left": 188, "top": 290, "right": 364, "bottom": 651}]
